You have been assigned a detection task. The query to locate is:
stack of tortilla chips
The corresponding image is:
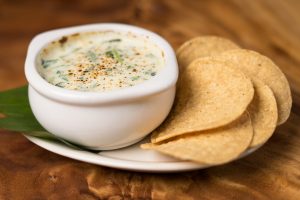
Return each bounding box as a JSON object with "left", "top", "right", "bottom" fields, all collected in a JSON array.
[{"left": 142, "top": 36, "right": 292, "bottom": 165}]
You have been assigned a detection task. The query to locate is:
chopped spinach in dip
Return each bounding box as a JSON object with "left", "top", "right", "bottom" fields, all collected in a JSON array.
[{"left": 36, "top": 31, "right": 165, "bottom": 91}]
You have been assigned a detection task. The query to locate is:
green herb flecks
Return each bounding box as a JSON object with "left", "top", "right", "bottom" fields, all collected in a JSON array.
[
  {"left": 105, "top": 49, "right": 123, "bottom": 63},
  {"left": 61, "top": 76, "right": 69, "bottom": 82},
  {"left": 41, "top": 59, "right": 58, "bottom": 68},
  {"left": 144, "top": 70, "right": 156, "bottom": 76},
  {"left": 131, "top": 76, "right": 140, "bottom": 81},
  {"left": 87, "top": 50, "right": 97, "bottom": 63},
  {"left": 55, "top": 82, "right": 65, "bottom": 88},
  {"left": 72, "top": 47, "right": 82, "bottom": 52},
  {"left": 108, "top": 38, "right": 122, "bottom": 43},
  {"left": 144, "top": 70, "right": 152, "bottom": 75},
  {"left": 0, "top": 86, "right": 92, "bottom": 150},
  {"left": 91, "top": 83, "right": 98, "bottom": 88},
  {"left": 112, "top": 49, "right": 123, "bottom": 63},
  {"left": 105, "top": 51, "right": 114, "bottom": 58},
  {"left": 146, "top": 53, "right": 155, "bottom": 58},
  {"left": 85, "top": 65, "right": 96, "bottom": 72},
  {"left": 78, "top": 76, "right": 84, "bottom": 81},
  {"left": 56, "top": 71, "right": 69, "bottom": 82}
]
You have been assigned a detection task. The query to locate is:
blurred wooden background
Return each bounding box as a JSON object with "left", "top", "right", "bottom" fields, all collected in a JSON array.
[{"left": 1, "top": 0, "right": 300, "bottom": 199}]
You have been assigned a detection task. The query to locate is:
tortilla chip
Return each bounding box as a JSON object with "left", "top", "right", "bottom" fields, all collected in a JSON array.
[
  {"left": 216, "top": 49, "right": 291, "bottom": 125},
  {"left": 248, "top": 79, "right": 278, "bottom": 147},
  {"left": 151, "top": 59, "right": 254, "bottom": 143},
  {"left": 176, "top": 36, "right": 240, "bottom": 69},
  {"left": 142, "top": 112, "right": 253, "bottom": 165}
]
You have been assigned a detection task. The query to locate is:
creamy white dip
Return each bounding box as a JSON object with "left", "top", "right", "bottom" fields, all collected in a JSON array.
[{"left": 36, "top": 31, "right": 165, "bottom": 91}]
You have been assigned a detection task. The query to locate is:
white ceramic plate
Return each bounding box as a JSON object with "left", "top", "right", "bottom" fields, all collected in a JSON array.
[{"left": 25, "top": 135, "right": 260, "bottom": 172}]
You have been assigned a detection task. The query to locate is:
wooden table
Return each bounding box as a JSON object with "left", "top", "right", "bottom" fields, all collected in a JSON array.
[{"left": 1, "top": 0, "right": 300, "bottom": 199}]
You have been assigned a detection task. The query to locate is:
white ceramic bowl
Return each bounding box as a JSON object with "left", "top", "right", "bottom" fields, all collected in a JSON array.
[{"left": 25, "top": 23, "right": 178, "bottom": 150}]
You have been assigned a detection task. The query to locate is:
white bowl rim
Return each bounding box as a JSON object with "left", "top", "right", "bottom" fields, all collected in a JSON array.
[{"left": 25, "top": 23, "right": 178, "bottom": 105}]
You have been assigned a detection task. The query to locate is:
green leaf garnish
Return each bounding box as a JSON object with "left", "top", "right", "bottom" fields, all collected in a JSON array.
[{"left": 0, "top": 86, "right": 90, "bottom": 151}]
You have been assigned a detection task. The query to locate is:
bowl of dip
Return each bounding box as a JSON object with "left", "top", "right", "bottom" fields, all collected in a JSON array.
[{"left": 25, "top": 23, "right": 178, "bottom": 150}]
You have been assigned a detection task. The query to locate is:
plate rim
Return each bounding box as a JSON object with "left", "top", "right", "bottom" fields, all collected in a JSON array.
[{"left": 24, "top": 135, "right": 260, "bottom": 172}]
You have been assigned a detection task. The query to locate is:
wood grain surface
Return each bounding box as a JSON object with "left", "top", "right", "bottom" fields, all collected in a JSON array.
[{"left": 1, "top": 0, "right": 300, "bottom": 199}]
